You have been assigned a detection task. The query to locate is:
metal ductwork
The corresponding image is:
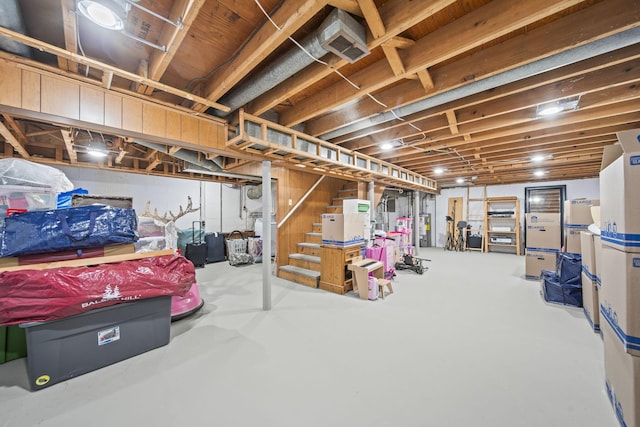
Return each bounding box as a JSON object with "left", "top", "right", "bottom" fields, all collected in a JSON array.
[
  {"left": 215, "top": 8, "right": 369, "bottom": 117},
  {"left": 131, "top": 139, "right": 223, "bottom": 171},
  {"left": 0, "top": 0, "right": 32, "bottom": 58},
  {"left": 319, "top": 27, "right": 640, "bottom": 141}
]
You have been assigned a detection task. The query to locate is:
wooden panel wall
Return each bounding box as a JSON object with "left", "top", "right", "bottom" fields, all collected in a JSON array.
[{"left": 0, "top": 59, "right": 225, "bottom": 153}]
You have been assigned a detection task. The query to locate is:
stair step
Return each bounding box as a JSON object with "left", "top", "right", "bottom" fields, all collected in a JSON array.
[
  {"left": 312, "top": 223, "right": 322, "bottom": 233},
  {"left": 280, "top": 265, "right": 320, "bottom": 278},
  {"left": 279, "top": 265, "right": 320, "bottom": 288},
  {"left": 306, "top": 232, "right": 322, "bottom": 237},
  {"left": 298, "top": 242, "right": 320, "bottom": 248},
  {"left": 333, "top": 197, "right": 355, "bottom": 201},
  {"left": 289, "top": 253, "right": 321, "bottom": 263},
  {"left": 298, "top": 242, "right": 321, "bottom": 256}
]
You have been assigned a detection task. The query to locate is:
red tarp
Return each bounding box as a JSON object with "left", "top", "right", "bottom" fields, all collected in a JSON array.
[{"left": 0, "top": 254, "right": 195, "bottom": 325}]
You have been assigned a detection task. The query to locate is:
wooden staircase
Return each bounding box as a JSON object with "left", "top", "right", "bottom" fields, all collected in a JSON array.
[{"left": 278, "top": 183, "right": 359, "bottom": 289}]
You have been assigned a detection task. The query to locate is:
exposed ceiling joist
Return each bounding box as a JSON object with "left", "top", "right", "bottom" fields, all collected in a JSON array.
[
  {"left": 137, "top": 0, "right": 207, "bottom": 96},
  {"left": 193, "top": 0, "right": 330, "bottom": 112},
  {"left": 60, "top": 128, "right": 77, "bottom": 164},
  {"left": 280, "top": 0, "right": 587, "bottom": 127},
  {"left": 0, "top": 117, "right": 30, "bottom": 158},
  {"left": 246, "top": 0, "right": 457, "bottom": 116}
]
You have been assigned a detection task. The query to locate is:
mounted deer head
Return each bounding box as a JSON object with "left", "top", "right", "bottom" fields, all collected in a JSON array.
[{"left": 142, "top": 196, "right": 200, "bottom": 223}]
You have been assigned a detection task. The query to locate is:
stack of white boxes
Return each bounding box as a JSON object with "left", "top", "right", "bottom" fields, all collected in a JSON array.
[
  {"left": 599, "top": 128, "right": 640, "bottom": 427},
  {"left": 564, "top": 199, "right": 599, "bottom": 254},
  {"left": 525, "top": 213, "right": 561, "bottom": 280}
]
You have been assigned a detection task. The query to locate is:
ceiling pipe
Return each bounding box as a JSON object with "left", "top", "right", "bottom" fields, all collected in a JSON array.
[
  {"left": 0, "top": 0, "right": 32, "bottom": 58},
  {"left": 214, "top": 8, "right": 367, "bottom": 117},
  {"left": 319, "top": 27, "right": 640, "bottom": 141}
]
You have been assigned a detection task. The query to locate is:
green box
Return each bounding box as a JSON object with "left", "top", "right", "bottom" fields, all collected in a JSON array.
[
  {"left": 0, "top": 326, "right": 6, "bottom": 364},
  {"left": 4, "top": 325, "right": 27, "bottom": 363}
]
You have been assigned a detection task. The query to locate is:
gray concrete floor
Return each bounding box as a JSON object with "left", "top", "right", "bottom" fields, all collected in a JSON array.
[{"left": 0, "top": 249, "right": 617, "bottom": 426}]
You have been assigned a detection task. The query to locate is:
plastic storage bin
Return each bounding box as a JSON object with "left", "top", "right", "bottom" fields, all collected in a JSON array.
[{"left": 21, "top": 296, "right": 171, "bottom": 391}]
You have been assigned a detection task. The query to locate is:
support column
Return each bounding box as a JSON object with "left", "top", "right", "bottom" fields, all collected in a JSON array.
[
  {"left": 414, "top": 190, "right": 420, "bottom": 257},
  {"left": 262, "top": 161, "right": 272, "bottom": 311},
  {"left": 368, "top": 181, "right": 375, "bottom": 240}
]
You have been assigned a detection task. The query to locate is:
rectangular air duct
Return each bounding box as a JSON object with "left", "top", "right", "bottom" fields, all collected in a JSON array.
[{"left": 320, "top": 8, "right": 370, "bottom": 63}]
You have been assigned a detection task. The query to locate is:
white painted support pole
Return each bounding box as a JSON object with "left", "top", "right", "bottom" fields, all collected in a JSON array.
[
  {"left": 414, "top": 190, "right": 420, "bottom": 257},
  {"left": 262, "top": 161, "right": 272, "bottom": 311},
  {"left": 368, "top": 181, "right": 375, "bottom": 240}
]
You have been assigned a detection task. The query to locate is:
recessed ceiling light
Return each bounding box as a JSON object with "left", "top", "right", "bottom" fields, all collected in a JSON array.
[
  {"left": 536, "top": 96, "right": 580, "bottom": 117},
  {"left": 380, "top": 142, "right": 394, "bottom": 151},
  {"left": 456, "top": 178, "right": 465, "bottom": 184},
  {"left": 530, "top": 154, "right": 546, "bottom": 162},
  {"left": 434, "top": 167, "right": 445, "bottom": 175},
  {"left": 534, "top": 170, "right": 546, "bottom": 177},
  {"left": 78, "top": 0, "right": 128, "bottom": 31}
]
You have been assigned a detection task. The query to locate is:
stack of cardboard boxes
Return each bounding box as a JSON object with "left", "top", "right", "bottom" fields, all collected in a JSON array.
[
  {"left": 580, "top": 230, "right": 601, "bottom": 331},
  {"left": 525, "top": 213, "right": 561, "bottom": 280},
  {"left": 564, "top": 199, "right": 599, "bottom": 254},
  {"left": 599, "top": 128, "right": 640, "bottom": 427}
]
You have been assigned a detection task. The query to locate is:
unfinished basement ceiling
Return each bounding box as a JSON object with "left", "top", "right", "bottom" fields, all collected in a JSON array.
[{"left": 0, "top": 0, "right": 639, "bottom": 188}]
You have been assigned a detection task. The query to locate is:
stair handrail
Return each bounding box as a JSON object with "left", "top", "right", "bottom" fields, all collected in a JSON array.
[{"left": 277, "top": 175, "right": 326, "bottom": 229}]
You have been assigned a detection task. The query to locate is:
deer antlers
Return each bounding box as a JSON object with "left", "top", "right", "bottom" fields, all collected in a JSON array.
[{"left": 142, "top": 196, "right": 200, "bottom": 223}]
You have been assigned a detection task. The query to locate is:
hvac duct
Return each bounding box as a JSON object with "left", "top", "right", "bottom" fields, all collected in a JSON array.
[
  {"left": 215, "top": 8, "right": 368, "bottom": 117},
  {"left": 0, "top": 0, "right": 32, "bottom": 58},
  {"left": 319, "top": 27, "right": 640, "bottom": 141},
  {"left": 131, "top": 139, "right": 223, "bottom": 171}
]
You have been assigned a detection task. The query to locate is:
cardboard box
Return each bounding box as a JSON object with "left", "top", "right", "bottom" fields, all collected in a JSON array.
[
  {"left": 525, "top": 248, "right": 558, "bottom": 280},
  {"left": 580, "top": 231, "right": 597, "bottom": 278},
  {"left": 525, "top": 213, "right": 561, "bottom": 250},
  {"left": 594, "top": 235, "right": 602, "bottom": 287},
  {"left": 564, "top": 198, "right": 599, "bottom": 226},
  {"left": 602, "top": 319, "right": 640, "bottom": 427},
  {"left": 564, "top": 225, "right": 588, "bottom": 254},
  {"left": 600, "top": 129, "right": 640, "bottom": 253},
  {"left": 581, "top": 272, "right": 599, "bottom": 332},
  {"left": 21, "top": 296, "right": 171, "bottom": 391},
  {"left": 321, "top": 213, "right": 366, "bottom": 246},
  {"left": 599, "top": 245, "right": 640, "bottom": 355}
]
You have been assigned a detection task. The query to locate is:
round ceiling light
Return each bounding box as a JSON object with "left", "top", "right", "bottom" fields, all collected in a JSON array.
[{"left": 78, "top": 0, "right": 127, "bottom": 31}]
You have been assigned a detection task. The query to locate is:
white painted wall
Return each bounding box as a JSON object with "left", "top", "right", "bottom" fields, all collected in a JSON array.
[
  {"left": 57, "top": 166, "right": 261, "bottom": 233},
  {"left": 432, "top": 177, "right": 600, "bottom": 247}
]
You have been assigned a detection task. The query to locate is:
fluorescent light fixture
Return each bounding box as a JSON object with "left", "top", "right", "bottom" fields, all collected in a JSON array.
[
  {"left": 433, "top": 167, "right": 445, "bottom": 175},
  {"left": 533, "top": 170, "right": 546, "bottom": 177},
  {"left": 456, "top": 178, "right": 465, "bottom": 184},
  {"left": 536, "top": 96, "right": 580, "bottom": 117},
  {"left": 380, "top": 142, "right": 394, "bottom": 151},
  {"left": 78, "top": 0, "right": 128, "bottom": 30},
  {"left": 88, "top": 149, "right": 108, "bottom": 158}
]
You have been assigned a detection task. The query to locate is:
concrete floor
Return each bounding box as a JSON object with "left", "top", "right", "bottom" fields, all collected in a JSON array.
[{"left": 0, "top": 249, "right": 617, "bottom": 427}]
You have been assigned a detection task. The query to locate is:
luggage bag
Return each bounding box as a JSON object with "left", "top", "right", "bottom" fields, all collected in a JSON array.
[
  {"left": 185, "top": 221, "right": 207, "bottom": 268},
  {"left": 205, "top": 232, "right": 226, "bottom": 263}
]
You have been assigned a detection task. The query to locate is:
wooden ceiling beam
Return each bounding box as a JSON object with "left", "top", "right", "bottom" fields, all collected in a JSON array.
[
  {"left": 279, "top": 0, "right": 586, "bottom": 127},
  {"left": 195, "top": 0, "right": 329, "bottom": 112},
  {"left": 328, "top": 0, "right": 363, "bottom": 17},
  {"left": 306, "top": 0, "right": 640, "bottom": 136},
  {"left": 0, "top": 119, "right": 30, "bottom": 158},
  {"left": 340, "top": 55, "right": 640, "bottom": 151},
  {"left": 246, "top": 0, "right": 457, "bottom": 116},
  {"left": 445, "top": 110, "right": 459, "bottom": 135},
  {"left": 357, "top": 0, "right": 386, "bottom": 39},
  {"left": 0, "top": 26, "right": 230, "bottom": 113},
  {"left": 137, "top": 0, "right": 207, "bottom": 96},
  {"left": 60, "top": 128, "right": 77, "bottom": 164},
  {"left": 59, "top": 0, "right": 78, "bottom": 73}
]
